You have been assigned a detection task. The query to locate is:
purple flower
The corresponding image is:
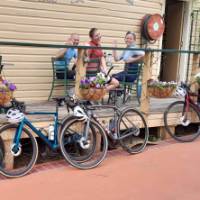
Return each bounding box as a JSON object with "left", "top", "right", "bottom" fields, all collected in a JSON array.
[
  {"left": 96, "top": 84, "right": 100, "bottom": 88},
  {"left": 85, "top": 79, "right": 90, "bottom": 84},
  {"left": 89, "top": 77, "right": 96, "bottom": 82},
  {"left": 9, "top": 83, "right": 17, "bottom": 91},
  {"left": 80, "top": 80, "right": 85, "bottom": 85},
  {"left": 2, "top": 80, "right": 8, "bottom": 85}
]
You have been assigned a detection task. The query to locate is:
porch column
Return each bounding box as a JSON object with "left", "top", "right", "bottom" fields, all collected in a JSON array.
[
  {"left": 75, "top": 48, "right": 86, "bottom": 98},
  {"left": 140, "top": 52, "right": 152, "bottom": 116},
  {"left": 191, "top": 53, "right": 200, "bottom": 92}
]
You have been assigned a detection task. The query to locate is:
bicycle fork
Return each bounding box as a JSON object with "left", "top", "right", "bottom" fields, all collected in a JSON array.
[
  {"left": 11, "top": 121, "right": 24, "bottom": 156},
  {"left": 78, "top": 111, "right": 92, "bottom": 149}
]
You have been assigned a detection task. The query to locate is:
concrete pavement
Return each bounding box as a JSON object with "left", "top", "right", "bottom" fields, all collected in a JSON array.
[{"left": 1, "top": 139, "right": 200, "bottom": 200}]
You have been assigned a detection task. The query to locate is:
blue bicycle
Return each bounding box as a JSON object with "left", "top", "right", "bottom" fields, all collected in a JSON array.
[
  {"left": 0, "top": 98, "right": 63, "bottom": 178},
  {"left": 0, "top": 97, "right": 108, "bottom": 178}
]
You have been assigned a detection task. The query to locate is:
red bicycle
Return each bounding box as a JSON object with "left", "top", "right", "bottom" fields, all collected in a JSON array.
[{"left": 164, "top": 82, "right": 200, "bottom": 142}]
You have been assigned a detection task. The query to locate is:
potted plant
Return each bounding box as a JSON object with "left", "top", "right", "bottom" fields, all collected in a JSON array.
[
  {"left": 0, "top": 77, "right": 17, "bottom": 106},
  {"left": 79, "top": 72, "right": 107, "bottom": 101},
  {"left": 147, "top": 79, "right": 177, "bottom": 98}
]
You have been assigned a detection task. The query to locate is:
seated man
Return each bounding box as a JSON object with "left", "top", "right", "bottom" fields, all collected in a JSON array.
[
  {"left": 112, "top": 31, "right": 145, "bottom": 82},
  {"left": 55, "top": 33, "right": 80, "bottom": 80}
]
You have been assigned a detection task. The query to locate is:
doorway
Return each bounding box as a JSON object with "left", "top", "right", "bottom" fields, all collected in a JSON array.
[{"left": 160, "top": 0, "right": 186, "bottom": 82}]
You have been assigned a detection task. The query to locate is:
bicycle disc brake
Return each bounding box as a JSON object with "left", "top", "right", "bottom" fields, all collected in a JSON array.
[
  {"left": 78, "top": 137, "right": 90, "bottom": 149},
  {"left": 11, "top": 143, "right": 22, "bottom": 156},
  {"left": 180, "top": 116, "right": 190, "bottom": 126}
]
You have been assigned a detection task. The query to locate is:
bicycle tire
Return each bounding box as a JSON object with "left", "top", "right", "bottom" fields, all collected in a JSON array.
[
  {"left": 0, "top": 124, "right": 38, "bottom": 178},
  {"left": 59, "top": 118, "right": 108, "bottom": 169},
  {"left": 164, "top": 101, "right": 200, "bottom": 142},
  {"left": 117, "top": 107, "right": 149, "bottom": 154},
  {"left": 57, "top": 115, "right": 77, "bottom": 140},
  {"left": 61, "top": 115, "right": 97, "bottom": 162}
]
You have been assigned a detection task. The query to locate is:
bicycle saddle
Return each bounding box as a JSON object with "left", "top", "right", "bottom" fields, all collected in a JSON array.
[{"left": 52, "top": 97, "right": 65, "bottom": 106}]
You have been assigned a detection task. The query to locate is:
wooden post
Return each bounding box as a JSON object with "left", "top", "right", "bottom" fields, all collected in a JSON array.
[
  {"left": 75, "top": 48, "right": 86, "bottom": 98},
  {"left": 158, "top": 126, "right": 175, "bottom": 140},
  {"left": 191, "top": 54, "right": 200, "bottom": 100},
  {"left": 191, "top": 54, "right": 200, "bottom": 78},
  {"left": 140, "top": 52, "right": 152, "bottom": 115},
  {"left": 4, "top": 140, "right": 14, "bottom": 170}
]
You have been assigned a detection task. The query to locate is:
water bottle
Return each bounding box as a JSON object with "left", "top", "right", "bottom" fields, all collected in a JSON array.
[
  {"left": 137, "top": 80, "right": 142, "bottom": 98},
  {"left": 48, "top": 124, "right": 54, "bottom": 140}
]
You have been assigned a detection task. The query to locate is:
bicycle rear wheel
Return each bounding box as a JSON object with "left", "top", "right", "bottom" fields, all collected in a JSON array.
[
  {"left": 164, "top": 101, "right": 200, "bottom": 142},
  {"left": 59, "top": 118, "right": 108, "bottom": 169},
  {"left": 0, "top": 124, "right": 38, "bottom": 178},
  {"left": 117, "top": 108, "right": 149, "bottom": 154}
]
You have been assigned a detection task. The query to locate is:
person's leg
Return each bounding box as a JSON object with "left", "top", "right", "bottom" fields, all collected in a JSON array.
[
  {"left": 56, "top": 70, "right": 64, "bottom": 79},
  {"left": 112, "top": 71, "right": 125, "bottom": 82},
  {"left": 67, "top": 70, "right": 75, "bottom": 80},
  {"left": 106, "top": 77, "right": 119, "bottom": 91},
  {"left": 126, "top": 74, "right": 137, "bottom": 83}
]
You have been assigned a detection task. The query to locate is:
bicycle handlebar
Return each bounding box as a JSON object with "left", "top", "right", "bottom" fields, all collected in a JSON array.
[
  {"left": 180, "top": 82, "right": 191, "bottom": 91},
  {"left": 106, "top": 66, "right": 114, "bottom": 77}
]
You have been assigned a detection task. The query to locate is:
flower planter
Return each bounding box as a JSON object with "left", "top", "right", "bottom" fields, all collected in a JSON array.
[
  {"left": 148, "top": 86, "right": 175, "bottom": 98},
  {"left": 80, "top": 88, "right": 106, "bottom": 101},
  {"left": 0, "top": 90, "right": 13, "bottom": 106},
  {"left": 79, "top": 72, "right": 107, "bottom": 101},
  {"left": 147, "top": 80, "right": 177, "bottom": 98},
  {"left": 0, "top": 75, "right": 16, "bottom": 106}
]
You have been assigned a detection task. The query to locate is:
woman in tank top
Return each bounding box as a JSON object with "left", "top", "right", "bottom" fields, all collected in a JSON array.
[{"left": 86, "top": 28, "right": 119, "bottom": 91}]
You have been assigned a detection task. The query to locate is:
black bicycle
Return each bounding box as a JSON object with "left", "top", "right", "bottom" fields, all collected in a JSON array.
[{"left": 61, "top": 95, "right": 149, "bottom": 158}]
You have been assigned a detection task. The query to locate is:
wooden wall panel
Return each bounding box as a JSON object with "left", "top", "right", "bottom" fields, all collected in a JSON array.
[{"left": 0, "top": 0, "right": 164, "bottom": 101}]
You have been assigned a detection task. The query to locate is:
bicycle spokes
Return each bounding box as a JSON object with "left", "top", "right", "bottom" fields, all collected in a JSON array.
[
  {"left": 0, "top": 125, "right": 38, "bottom": 178},
  {"left": 164, "top": 101, "right": 200, "bottom": 142},
  {"left": 117, "top": 108, "right": 149, "bottom": 154}
]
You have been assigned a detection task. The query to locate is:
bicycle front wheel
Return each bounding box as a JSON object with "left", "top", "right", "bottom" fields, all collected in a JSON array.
[
  {"left": 59, "top": 118, "right": 108, "bottom": 169},
  {"left": 164, "top": 101, "right": 200, "bottom": 142},
  {"left": 0, "top": 124, "right": 38, "bottom": 178},
  {"left": 117, "top": 108, "right": 149, "bottom": 154}
]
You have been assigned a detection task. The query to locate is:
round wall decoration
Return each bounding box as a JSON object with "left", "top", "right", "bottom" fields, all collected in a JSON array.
[{"left": 141, "top": 14, "right": 165, "bottom": 42}]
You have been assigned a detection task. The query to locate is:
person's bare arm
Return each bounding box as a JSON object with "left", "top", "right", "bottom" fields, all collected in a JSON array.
[
  {"left": 55, "top": 37, "right": 73, "bottom": 59},
  {"left": 100, "top": 56, "right": 108, "bottom": 74},
  {"left": 84, "top": 42, "right": 90, "bottom": 57},
  {"left": 125, "top": 54, "right": 144, "bottom": 64},
  {"left": 112, "top": 40, "right": 120, "bottom": 62},
  {"left": 55, "top": 48, "right": 67, "bottom": 59}
]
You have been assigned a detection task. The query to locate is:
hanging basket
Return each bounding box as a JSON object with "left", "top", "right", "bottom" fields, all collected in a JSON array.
[
  {"left": 148, "top": 86, "right": 175, "bottom": 98},
  {"left": 0, "top": 75, "right": 15, "bottom": 106},
  {"left": 80, "top": 88, "right": 106, "bottom": 101},
  {"left": 0, "top": 90, "right": 13, "bottom": 106}
]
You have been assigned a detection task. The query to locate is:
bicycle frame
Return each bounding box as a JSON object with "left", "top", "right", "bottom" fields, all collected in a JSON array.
[
  {"left": 86, "top": 104, "right": 137, "bottom": 140},
  {"left": 185, "top": 90, "right": 200, "bottom": 112},
  {"left": 13, "top": 111, "right": 60, "bottom": 151}
]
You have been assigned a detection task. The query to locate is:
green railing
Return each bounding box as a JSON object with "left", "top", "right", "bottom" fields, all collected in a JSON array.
[
  {"left": 0, "top": 40, "right": 199, "bottom": 114},
  {"left": 0, "top": 41, "right": 200, "bottom": 54}
]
